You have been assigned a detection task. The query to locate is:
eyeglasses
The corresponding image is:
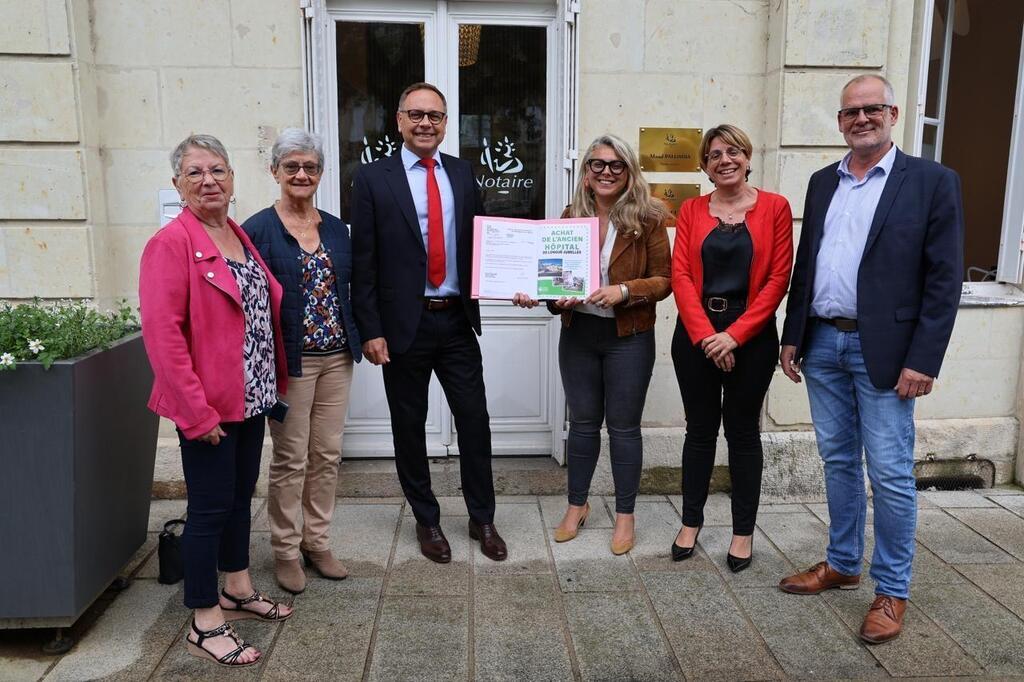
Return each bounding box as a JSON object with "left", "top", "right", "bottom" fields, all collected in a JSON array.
[
  {"left": 705, "top": 147, "right": 744, "bottom": 163},
  {"left": 399, "top": 109, "right": 447, "bottom": 124},
  {"left": 585, "top": 159, "right": 627, "bottom": 175},
  {"left": 280, "top": 162, "right": 322, "bottom": 176},
  {"left": 180, "top": 167, "right": 231, "bottom": 184},
  {"left": 838, "top": 104, "right": 892, "bottom": 121}
]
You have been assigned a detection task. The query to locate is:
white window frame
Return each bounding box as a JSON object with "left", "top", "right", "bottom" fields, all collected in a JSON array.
[{"left": 913, "top": 0, "right": 1024, "bottom": 286}]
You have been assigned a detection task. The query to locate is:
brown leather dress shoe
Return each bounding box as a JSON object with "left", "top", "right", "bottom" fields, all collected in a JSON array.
[
  {"left": 415, "top": 523, "right": 452, "bottom": 564},
  {"left": 779, "top": 560, "right": 860, "bottom": 594},
  {"left": 860, "top": 595, "right": 907, "bottom": 644},
  {"left": 468, "top": 520, "right": 508, "bottom": 561}
]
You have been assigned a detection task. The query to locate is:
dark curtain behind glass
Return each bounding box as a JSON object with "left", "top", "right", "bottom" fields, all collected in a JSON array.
[
  {"left": 459, "top": 25, "right": 546, "bottom": 219},
  {"left": 336, "top": 22, "right": 425, "bottom": 222}
]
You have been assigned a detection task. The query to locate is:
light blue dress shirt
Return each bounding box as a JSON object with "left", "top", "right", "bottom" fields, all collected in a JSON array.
[
  {"left": 401, "top": 144, "right": 459, "bottom": 296},
  {"left": 810, "top": 144, "right": 898, "bottom": 319}
]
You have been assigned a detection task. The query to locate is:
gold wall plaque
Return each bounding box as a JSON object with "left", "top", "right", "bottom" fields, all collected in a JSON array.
[
  {"left": 649, "top": 183, "right": 701, "bottom": 215},
  {"left": 639, "top": 127, "right": 703, "bottom": 172}
]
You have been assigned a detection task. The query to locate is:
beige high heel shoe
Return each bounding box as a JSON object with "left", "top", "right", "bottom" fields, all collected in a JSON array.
[{"left": 553, "top": 502, "right": 591, "bottom": 542}]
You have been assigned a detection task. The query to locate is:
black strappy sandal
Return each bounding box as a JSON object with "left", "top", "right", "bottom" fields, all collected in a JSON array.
[
  {"left": 184, "top": 619, "right": 259, "bottom": 667},
  {"left": 220, "top": 589, "right": 293, "bottom": 622}
]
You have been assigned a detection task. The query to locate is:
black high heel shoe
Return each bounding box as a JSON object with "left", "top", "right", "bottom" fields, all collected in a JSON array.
[
  {"left": 671, "top": 525, "right": 702, "bottom": 562},
  {"left": 726, "top": 535, "right": 753, "bottom": 573}
]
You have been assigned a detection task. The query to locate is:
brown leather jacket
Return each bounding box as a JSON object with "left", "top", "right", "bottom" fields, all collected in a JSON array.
[{"left": 552, "top": 208, "right": 672, "bottom": 336}]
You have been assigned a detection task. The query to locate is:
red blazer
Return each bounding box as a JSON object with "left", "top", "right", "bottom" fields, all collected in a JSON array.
[
  {"left": 139, "top": 207, "right": 288, "bottom": 440},
  {"left": 672, "top": 189, "right": 793, "bottom": 346}
]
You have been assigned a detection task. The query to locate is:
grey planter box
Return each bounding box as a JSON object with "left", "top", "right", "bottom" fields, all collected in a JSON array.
[{"left": 0, "top": 332, "right": 159, "bottom": 627}]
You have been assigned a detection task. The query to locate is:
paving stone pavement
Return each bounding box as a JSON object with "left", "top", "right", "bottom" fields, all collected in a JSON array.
[{"left": 3, "top": 490, "right": 1024, "bottom": 681}]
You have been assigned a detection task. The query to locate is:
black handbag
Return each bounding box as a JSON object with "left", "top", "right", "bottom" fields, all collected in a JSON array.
[{"left": 157, "top": 518, "right": 186, "bottom": 585}]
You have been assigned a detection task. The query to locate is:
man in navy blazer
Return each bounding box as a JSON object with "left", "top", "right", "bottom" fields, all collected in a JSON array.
[
  {"left": 777, "top": 75, "right": 963, "bottom": 644},
  {"left": 351, "top": 82, "right": 506, "bottom": 564}
]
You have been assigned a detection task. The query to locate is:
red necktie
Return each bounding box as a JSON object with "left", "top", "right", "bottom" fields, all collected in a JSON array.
[{"left": 420, "top": 158, "right": 446, "bottom": 288}]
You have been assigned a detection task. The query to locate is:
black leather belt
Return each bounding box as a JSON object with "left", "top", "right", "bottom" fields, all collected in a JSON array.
[
  {"left": 817, "top": 317, "right": 858, "bottom": 332},
  {"left": 703, "top": 296, "right": 746, "bottom": 313},
  {"left": 423, "top": 297, "right": 459, "bottom": 311}
]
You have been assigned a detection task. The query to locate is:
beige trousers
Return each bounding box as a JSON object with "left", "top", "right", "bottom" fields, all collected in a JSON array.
[{"left": 268, "top": 351, "right": 353, "bottom": 559}]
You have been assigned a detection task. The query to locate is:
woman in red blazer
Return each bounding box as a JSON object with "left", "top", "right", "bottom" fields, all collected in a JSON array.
[
  {"left": 669, "top": 124, "right": 793, "bottom": 572},
  {"left": 140, "top": 135, "right": 293, "bottom": 668}
]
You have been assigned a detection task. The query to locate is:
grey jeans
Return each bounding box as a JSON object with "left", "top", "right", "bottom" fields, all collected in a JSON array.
[{"left": 559, "top": 312, "right": 656, "bottom": 514}]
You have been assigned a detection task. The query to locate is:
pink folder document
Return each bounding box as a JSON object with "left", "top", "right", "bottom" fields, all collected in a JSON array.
[{"left": 471, "top": 216, "right": 601, "bottom": 300}]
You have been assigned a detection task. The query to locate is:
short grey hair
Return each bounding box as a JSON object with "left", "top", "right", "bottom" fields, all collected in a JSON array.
[
  {"left": 841, "top": 74, "right": 896, "bottom": 106},
  {"left": 271, "top": 128, "right": 324, "bottom": 171},
  {"left": 170, "top": 134, "right": 231, "bottom": 176}
]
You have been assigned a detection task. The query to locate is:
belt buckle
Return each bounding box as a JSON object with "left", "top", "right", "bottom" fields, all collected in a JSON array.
[
  {"left": 426, "top": 298, "right": 446, "bottom": 310},
  {"left": 706, "top": 297, "right": 728, "bottom": 313}
]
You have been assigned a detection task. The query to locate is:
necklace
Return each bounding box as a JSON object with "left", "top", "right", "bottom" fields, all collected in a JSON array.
[
  {"left": 713, "top": 189, "right": 753, "bottom": 223},
  {"left": 277, "top": 201, "right": 317, "bottom": 238}
]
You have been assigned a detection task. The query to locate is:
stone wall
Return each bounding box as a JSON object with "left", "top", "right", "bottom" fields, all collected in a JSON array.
[{"left": 4, "top": 0, "right": 1021, "bottom": 490}]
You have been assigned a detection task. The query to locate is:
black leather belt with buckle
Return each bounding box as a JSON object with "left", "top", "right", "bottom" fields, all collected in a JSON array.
[
  {"left": 703, "top": 297, "right": 746, "bottom": 313},
  {"left": 817, "top": 317, "right": 858, "bottom": 332},
  {"left": 423, "top": 297, "right": 458, "bottom": 311}
]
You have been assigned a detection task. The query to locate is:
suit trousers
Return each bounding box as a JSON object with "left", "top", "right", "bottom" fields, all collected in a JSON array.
[
  {"left": 382, "top": 305, "right": 495, "bottom": 527},
  {"left": 268, "top": 351, "right": 354, "bottom": 560},
  {"left": 672, "top": 314, "right": 778, "bottom": 535},
  {"left": 178, "top": 416, "right": 264, "bottom": 609}
]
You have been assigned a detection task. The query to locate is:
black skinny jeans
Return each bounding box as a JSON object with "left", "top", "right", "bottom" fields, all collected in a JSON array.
[
  {"left": 560, "top": 312, "right": 655, "bottom": 514},
  {"left": 671, "top": 312, "right": 778, "bottom": 535},
  {"left": 178, "top": 416, "right": 265, "bottom": 609}
]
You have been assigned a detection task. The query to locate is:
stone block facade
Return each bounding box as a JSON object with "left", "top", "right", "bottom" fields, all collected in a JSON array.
[{"left": 3, "top": 0, "right": 1021, "bottom": 489}]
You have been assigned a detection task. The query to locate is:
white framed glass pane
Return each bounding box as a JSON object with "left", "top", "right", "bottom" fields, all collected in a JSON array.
[
  {"left": 336, "top": 21, "right": 425, "bottom": 222},
  {"left": 458, "top": 24, "right": 547, "bottom": 219}
]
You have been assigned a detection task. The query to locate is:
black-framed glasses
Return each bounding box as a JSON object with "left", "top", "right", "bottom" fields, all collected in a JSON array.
[
  {"left": 280, "top": 162, "right": 322, "bottom": 176},
  {"left": 180, "top": 167, "right": 231, "bottom": 184},
  {"left": 399, "top": 109, "right": 447, "bottom": 124},
  {"left": 705, "top": 147, "right": 744, "bottom": 163},
  {"left": 585, "top": 159, "right": 627, "bottom": 175},
  {"left": 838, "top": 103, "right": 892, "bottom": 121}
]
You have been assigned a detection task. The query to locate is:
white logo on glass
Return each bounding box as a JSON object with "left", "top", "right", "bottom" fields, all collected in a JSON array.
[
  {"left": 480, "top": 136, "right": 524, "bottom": 176},
  {"left": 360, "top": 135, "right": 398, "bottom": 164},
  {"left": 478, "top": 136, "right": 532, "bottom": 196}
]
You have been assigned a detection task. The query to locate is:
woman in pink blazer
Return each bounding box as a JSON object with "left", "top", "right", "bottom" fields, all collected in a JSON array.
[{"left": 140, "top": 134, "right": 292, "bottom": 668}]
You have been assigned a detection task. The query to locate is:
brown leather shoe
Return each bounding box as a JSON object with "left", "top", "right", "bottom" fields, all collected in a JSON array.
[
  {"left": 860, "top": 595, "right": 907, "bottom": 644},
  {"left": 468, "top": 520, "right": 508, "bottom": 562},
  {"left": 779, "top": 560, "right": 860, "bottom": 594},
  {"left": 301, "top": 547, "right": 348, "bottom": 580},
  {"left": 415, "top": 524, "right": 451, "bottom": 564},
  {"left": 274, "top": 558, "right": 306, "bottom": 594}
]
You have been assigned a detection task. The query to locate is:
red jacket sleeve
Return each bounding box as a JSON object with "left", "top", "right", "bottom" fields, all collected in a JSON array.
[
  {"left": 725, "top": 195, "right": 794, "bottom": 345},
  {"left": 672, "top": 199, "right": 716, "bottom": 344},
  {"left": 139, "top": 233, "right": 221, "bottom": 439}
]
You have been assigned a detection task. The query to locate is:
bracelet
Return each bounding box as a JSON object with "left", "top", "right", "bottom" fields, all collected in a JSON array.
[{"left": 619, "top": 283, "right": 629, "bottom": 303}]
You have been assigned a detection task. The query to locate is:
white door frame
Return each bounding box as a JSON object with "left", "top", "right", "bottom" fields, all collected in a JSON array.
[{"left": 302, "top": 0, "right": 578, "bottom": 459}]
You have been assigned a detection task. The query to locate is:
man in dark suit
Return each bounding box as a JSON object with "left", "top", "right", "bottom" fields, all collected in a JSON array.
[
  {"left": 351, "top": 82, "right": 506, "bottom": 563},
  {"left": 777, "top": 75, "right": 963, "bottom": 643}
]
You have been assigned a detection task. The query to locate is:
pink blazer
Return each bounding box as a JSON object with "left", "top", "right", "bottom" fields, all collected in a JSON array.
[{"left": 139, "top": 207, "right": 288, "bottom": 440}]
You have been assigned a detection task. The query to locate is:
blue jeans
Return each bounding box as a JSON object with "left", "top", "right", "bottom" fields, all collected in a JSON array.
[
  {"left": 802, "top": 322, "right": 917, "bottom": 599},
  {"left": 559, "top": 312, "right": 655, "bottom": 514}
]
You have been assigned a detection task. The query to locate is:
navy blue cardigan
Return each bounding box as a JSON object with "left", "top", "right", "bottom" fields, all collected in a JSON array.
[{"left": 243, "top": 206, "right": 362, "bottom": 375}]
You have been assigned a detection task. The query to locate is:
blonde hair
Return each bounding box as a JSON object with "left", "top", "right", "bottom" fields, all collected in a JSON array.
[
  {"left": 568, "top": 134, "right": 671, "bottom": 235},
  {"left": 697, "top": 124, "right": 754, "bottom": 177}
]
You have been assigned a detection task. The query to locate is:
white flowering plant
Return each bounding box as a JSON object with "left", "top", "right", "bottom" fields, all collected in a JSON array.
[{"left": 0, "top": 299, "right": 139, "bottom": 371}]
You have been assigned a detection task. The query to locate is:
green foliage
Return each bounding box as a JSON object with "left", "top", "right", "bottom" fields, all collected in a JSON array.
[{"left": 0, "top": 299, "right": 139, "bottom": 370}]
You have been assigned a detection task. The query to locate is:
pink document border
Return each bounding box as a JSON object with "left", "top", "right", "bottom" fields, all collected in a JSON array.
[{"left": 472, "top": 216, "right": 602, "bottom": 300}]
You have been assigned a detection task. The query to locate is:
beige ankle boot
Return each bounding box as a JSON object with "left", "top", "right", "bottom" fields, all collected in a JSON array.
[
  {"left": 301, "top": 548, "right": 348, "bottom": 580},
  {"left": 274, "top": 557, "right": 306, "bottom": 594}
]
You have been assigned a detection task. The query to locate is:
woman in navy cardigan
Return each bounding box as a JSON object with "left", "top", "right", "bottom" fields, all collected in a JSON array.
[{"left": 243, "top": 129, "right": 361, "bottom": 595}]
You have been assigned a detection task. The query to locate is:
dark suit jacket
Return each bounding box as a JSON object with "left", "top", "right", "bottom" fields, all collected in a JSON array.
[
  {"left": 351, "top": 151, "right": 484, "bottom": 354},
  {"left": 781, "top": 148, "right": 964, "bottom": 389}
]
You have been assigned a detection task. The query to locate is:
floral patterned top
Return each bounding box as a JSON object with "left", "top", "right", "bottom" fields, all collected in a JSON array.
[
  {"left": 301, "top": 244, "right": 348, "bottom": 354},
  {"left": 225, "top": 253, "right": 277, "bottom": 418}
]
